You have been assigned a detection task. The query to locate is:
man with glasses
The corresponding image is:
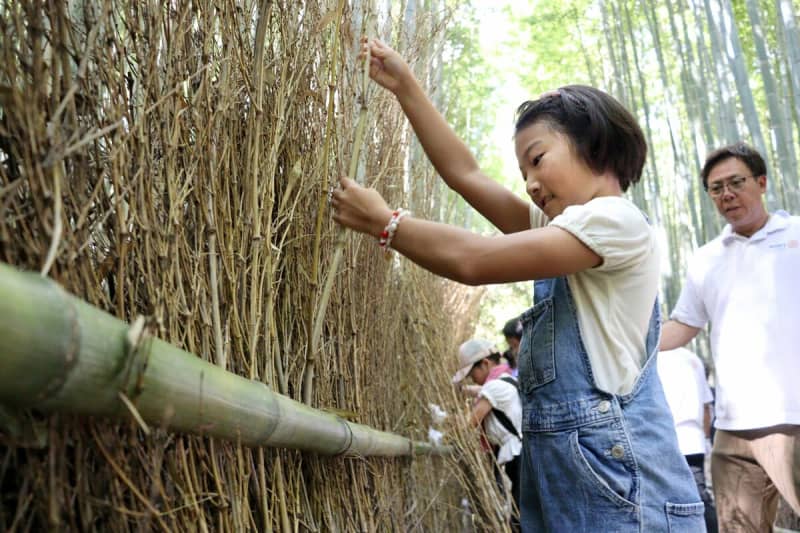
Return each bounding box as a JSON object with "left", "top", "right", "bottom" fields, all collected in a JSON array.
[{"left": 660, "top": 142, "right": 800, "bottom": 532}]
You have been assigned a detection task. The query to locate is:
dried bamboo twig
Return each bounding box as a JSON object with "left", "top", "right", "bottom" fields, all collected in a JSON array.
[
  {"left": 91, "top": 426, "right": 171, "bottom": 533},
  {"left": 0, "top": 1, "right": 509, "bottom": 530},
  {"left": 310, "top": 0, "right": 347, "bottom": 291},
  {"left": 304, "top": 40, "right": 372, "bottom": 406},
  {"left": 39, "top": 162, "right": 63, "bottom": 277}
]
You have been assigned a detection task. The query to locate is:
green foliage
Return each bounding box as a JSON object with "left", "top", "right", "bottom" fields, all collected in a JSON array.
[
  {"left": 509, "top": 0, "right": 601, "bottom": 94},
  {"left": 473, "top": 281, "right": 531, "bottom": 348},
  {"left": 440, "top": 4, "right": 499, "bottom": 163},
  {"left": 453, "top": 0, "right": 800, "bottom": 347},
  {"left": 439, "top": 1, "right": 505, "bottom": 234}
]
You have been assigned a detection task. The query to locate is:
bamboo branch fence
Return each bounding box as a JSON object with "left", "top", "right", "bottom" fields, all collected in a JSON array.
[{"left": 0, "top": 1, "right": 510, "bottom": 531}]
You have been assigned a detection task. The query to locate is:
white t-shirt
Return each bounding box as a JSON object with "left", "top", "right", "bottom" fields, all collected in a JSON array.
[
  {"left": 671, "top": 211, "right": 800, "bottom": 430},
  {"left": 479, "top": 374, "right": 522, "bottom": 465},
  {"left": 657, "top": 348, "right": 713, "bottom": 455},
  {"left": 530, "top": 196, "right": 660, "bottom": 395}
]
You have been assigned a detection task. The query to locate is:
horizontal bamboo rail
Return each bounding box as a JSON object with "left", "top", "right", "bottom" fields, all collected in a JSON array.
[{"left": 0, "top": 262, "right": 449, "bottom": 457}]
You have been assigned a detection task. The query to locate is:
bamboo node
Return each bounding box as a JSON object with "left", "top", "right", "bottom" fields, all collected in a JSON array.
[
  {"left": 333, "top": 419, "right": 355, "bottom": 456},
  {"left": 121, "top": 315, "right": 152, "bottom": 398},
  {"left": 35, "top": 282, "right": 81, "bottom": 403}
]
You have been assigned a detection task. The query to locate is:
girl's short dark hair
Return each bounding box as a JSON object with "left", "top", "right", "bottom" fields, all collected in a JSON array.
[
  {"left": 502, "top": 349, "right": 517, "bottom": 370},
  {"left": 514, "top": 85, "right": 647, "bottom": 192},
  {"left": 487, "top": 352, "right": 502, "bottom": 364},
  {"left": 700, "top": 142, "right": 766, "bottom": 189},
  {"left": 472, "top": 352, "right": 502, "bottom": 372}
]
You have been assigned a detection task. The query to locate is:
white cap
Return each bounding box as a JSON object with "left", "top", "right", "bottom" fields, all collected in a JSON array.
[{"left": 451, "top": 339, "right": 496, "bottom": 384}]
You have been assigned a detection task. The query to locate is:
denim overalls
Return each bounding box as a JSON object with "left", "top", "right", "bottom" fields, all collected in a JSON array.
[{"left": 517, "top": 276, "right": 706, "bottom": 532}]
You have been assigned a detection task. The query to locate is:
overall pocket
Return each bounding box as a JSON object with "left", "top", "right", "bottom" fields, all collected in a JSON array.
[
  {"left": 569, "top": 424, "right": 639, "bottom": 509},
  {"left": 665, "top": 501, "right": 705, "bottom": 532},
  {"left": 518, "top": 297, "right": 555, "bottom": 394}
]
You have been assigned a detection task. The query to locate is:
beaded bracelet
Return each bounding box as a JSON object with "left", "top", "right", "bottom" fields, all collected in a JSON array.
[{"left": 378, "top": 208, "right": 411, "bottom": 251}]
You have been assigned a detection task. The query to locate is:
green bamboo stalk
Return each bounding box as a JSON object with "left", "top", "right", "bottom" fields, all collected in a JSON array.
[
  {"left": 303, "top": 40, "right": 372, "bottom": 406},
  {"left": 0, "top": 262, "right": 450, "bottom": 457}
]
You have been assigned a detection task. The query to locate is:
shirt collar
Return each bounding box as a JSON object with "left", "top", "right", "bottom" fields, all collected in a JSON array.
[
  {"left": 721, "top": 210, "right": 790, "bottom": 245},
  {"left": 486, "top": 363, "right": 512, "bottom": 383}
]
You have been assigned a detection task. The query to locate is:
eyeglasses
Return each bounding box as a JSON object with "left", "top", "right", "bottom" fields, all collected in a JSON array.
[{"left": 706, "top": 175, "right": 759, "bottom": 197}]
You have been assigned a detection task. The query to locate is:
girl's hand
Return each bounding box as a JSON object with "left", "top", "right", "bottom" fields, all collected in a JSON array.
[
  {"left": 360, "top": 38, "right": 414, "bottom": 94},
  {"left": 330, "top": 177, "right": 393, "bottom": 237}
]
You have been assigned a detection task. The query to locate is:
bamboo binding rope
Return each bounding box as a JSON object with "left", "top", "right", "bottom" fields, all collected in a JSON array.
[{"left": 0, "top": 262, "right": 450, "bottom": 457}]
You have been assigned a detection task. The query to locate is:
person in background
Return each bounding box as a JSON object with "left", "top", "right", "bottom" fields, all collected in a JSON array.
[
  {"left": 657, "top": 347, "right": 718, "bottom": 532},
  {"left": 501, "top": 318, "right": 523, "bottom": 377},
  {"left": 453, "top": 339, "right": 522, "bottom": 531},
  {"left": 660, "top": 141, "right": 800, "bottom": 532}
]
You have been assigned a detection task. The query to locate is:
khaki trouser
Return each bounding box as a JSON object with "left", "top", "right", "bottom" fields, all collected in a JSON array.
[{"left": 711, "top": 425, "right": 800, "bottom": 532}]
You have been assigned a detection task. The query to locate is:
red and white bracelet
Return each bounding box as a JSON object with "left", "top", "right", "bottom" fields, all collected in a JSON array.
[{"left": 378, "top": 208, "right": 411, "bottom": 251}]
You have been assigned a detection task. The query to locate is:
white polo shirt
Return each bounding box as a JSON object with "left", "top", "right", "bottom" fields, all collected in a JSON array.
[
  {"left": 657, "top": 347, "right": 713, "bottom": 455},
  {"left": 671, "top": 211, "right": 800, "bottom": 430}
]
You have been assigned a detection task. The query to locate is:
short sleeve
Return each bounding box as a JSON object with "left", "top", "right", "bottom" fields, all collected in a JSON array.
[
  {"left": 529, "top": 202, "right": 549, "bottom": 229},
  {"left": 480, "top": 378, "right": 519, "bottom": 409},
  {"left": 478, "top": 380, "right": 504, "bottom": 409},
  {"left": 670, "top": 257, "right": 709, "bottom": 329},
  {"left": 548, "top": 197, "right": 654, "bottom": 272}
]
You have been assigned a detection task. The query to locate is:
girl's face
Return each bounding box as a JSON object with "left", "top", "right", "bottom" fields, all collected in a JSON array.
[
  {"left": 514, "top": 121, "right": 602, "bottom": 218},
  {"left": 468, "top": 359, "right": 490, "bottom": 386}
]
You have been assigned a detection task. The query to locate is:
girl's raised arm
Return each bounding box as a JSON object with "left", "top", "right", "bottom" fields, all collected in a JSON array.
[{"left": 365, "top": 39, "right": 531, "bottom": 234}]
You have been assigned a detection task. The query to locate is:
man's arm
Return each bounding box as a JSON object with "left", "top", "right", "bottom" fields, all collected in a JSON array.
[{"left": 660, "top": 320, "right": 701, "bottom": 351}]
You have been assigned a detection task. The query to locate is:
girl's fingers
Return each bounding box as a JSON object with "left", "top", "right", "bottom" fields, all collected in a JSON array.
[{"left": 369, "top": 39, "right": 390, "bottom": 57}]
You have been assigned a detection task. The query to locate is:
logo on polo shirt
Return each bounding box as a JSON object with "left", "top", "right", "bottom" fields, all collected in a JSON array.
[{"left": 770, "top": 239, "right": 799, "bottom": 249}]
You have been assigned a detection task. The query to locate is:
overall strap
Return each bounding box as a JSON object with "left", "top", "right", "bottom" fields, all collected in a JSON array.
[{"left": 490, "top": 377, "right": 521, "bottom": 439}]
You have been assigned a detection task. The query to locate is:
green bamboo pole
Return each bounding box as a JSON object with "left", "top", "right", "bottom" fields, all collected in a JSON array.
[{"left": 0, "top": 262, "right": 450, "bottom": 457}]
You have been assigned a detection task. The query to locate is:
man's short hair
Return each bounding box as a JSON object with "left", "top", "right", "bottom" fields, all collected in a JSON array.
[{"left": 701, "top": 142, "right": 766, "bottom": 189}]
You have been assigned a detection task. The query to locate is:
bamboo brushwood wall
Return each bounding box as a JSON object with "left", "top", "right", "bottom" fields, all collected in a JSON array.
[{"left": 0, "top": 1, "right": 508, "bottom": 532}]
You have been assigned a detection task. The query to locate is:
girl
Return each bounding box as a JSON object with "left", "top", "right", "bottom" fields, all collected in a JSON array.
[
  {"left": 331, "top": 39, "right": 705, "bottom": 532},
  {"left": 453, "top": 339, "right": 522, "bottom": 530}
]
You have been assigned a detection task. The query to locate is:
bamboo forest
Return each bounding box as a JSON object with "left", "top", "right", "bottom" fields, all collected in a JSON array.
[{"left": 0, "top": 0, "right": 798, "bottom": 531}]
